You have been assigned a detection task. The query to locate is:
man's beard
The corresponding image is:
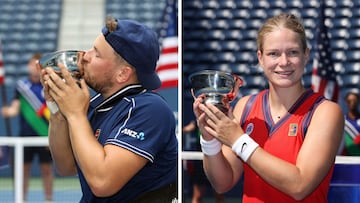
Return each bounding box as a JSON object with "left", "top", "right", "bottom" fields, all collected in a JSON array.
[{"left": 83, "top": 73, "right": 113, "bottom": 94}]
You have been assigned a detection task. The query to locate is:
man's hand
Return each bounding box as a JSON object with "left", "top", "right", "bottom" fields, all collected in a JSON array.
[
  {"left": 37, "top": 61, "right": 54, "bottom": 102},
  {"left": 44, "top": 63, "right": 90, "bottom": 119}
]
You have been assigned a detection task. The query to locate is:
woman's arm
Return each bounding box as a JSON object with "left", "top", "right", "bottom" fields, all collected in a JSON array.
[
  {"left": 202, "top": 146, "right": 244, "bottom": 193},
  {"left": 201, "top": 99, "right": 344, "bottom": 200},
  {"left": 247, "top": 100, "right": 344, "bottom": 200},
  {"left": 197, "top": 96, "right": 250, "bottom": 193}
]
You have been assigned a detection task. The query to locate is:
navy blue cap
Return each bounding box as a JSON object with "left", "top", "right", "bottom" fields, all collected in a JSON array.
[{"left": 102, "top": 19, "right": 161, "bottom": 90}]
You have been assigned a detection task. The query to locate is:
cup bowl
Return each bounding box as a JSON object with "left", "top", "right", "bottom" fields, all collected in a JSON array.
[
  {"left": 189, "top": 70, "right": 243, "bottom": 113},
  {"left": 39, "top": 50, "right": 85, "bottom": 79}
]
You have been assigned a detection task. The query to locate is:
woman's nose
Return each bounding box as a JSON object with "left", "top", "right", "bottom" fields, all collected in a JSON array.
[{"left": 279, "top": 53, "right": 289, "bottom": 66}]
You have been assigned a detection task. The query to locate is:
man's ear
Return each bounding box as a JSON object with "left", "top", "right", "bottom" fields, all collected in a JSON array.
[{"left": 116, "top": 66, "right": 134, "bottom": 83}]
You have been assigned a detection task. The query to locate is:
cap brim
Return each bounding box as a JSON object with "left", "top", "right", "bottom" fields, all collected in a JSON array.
[{"left": 138, "top": 72, "right": 162, "bottom": 90}]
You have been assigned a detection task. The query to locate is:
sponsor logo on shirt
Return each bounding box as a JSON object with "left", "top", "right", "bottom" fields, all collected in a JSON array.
[
  {"left": 288, "top": 123, "right": 298, "bottom": 136},
  {"left": 121, "top": 128, "right": 145, "bottom": 141},
  {"left": 95, "top": 129, "right": 101, "bottom": 139},
  {"left": 246, "top": 123, "right": 254, "bottom": 135}
]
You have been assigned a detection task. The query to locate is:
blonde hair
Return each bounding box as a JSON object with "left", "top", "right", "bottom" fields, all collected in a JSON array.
[{"left": 257, "top": 13, "right": 307, "bottom": 53}]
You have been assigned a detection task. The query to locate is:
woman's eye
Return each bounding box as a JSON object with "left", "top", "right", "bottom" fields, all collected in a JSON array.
[
  {"left": 289, "top": 50, "right": 299, "bottom": 56},
  {"left": 268, "top": 52, "right": 278, "bottom": 57}
]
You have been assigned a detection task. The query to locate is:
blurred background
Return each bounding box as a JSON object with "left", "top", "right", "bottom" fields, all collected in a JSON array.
[
  {"left": 0, "top": 0, "right": 360, "bottom": 202},
  {"left": 0, "top": 0, "right": 177, "bottom": 202},
  {"left": 182, "top": 0, "right": 360, "bottom": 203},
  {"left": 183, "top": 0, "right": 360, "bottom": 108}
]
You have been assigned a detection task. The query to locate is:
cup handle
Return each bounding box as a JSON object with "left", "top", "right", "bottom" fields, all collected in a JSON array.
[
  {"left": 191, "top": 88, "right": 196, "bottom": 100},
  {"left": 226, "top": 75, "right": 243, "bottom": 101}
]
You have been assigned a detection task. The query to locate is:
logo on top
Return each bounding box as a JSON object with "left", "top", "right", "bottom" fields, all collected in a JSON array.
[{"left": 121, "top": 128, "right": 145, "bottom": 141}]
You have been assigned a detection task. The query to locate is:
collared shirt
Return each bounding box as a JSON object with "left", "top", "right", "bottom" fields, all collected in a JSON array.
[{"left": 79, "top": 84, "right": 178, "bottom": 202}]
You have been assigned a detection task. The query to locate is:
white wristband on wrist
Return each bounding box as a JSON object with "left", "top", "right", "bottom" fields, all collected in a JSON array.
[
  {"left": 200, "top": 136, "right": 222, "bottom": 156},
  {"left": 46, "top": 100, "right": 59, "bottom": 114},
  {"left": 232, "top": 133, "right": 259, "bottom": 162}
]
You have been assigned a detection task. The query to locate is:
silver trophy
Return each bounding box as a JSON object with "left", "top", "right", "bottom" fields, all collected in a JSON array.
[
  {"left": 39, "top": 50, "right": 85, "bottom": 80},
  {"left": 189, "top": 70, "right": 243, "bottom": 113}
]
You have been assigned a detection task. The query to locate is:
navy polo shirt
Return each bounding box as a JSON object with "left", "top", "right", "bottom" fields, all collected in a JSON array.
[{"left": 79, "top": 84, "right": 178, "bottom": 202}]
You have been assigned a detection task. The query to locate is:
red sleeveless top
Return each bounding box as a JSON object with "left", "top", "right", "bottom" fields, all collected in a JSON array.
[{"left": 240, "top": 89, "right": 333, "bottom": 203}]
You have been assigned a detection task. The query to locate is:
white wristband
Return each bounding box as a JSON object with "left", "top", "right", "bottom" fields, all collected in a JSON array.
[
  {"left": 200, "top": 136, "right": 222, "bottom": 156},
  {"left": 46, "top": 100, "right": 59, "bottom": 114},
  {"left": 232, "top": 134, "right": 259, "bottom": 162}
]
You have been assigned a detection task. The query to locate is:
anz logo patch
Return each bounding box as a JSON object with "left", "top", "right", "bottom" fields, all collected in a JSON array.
[{"left": 121, "top": 128, "right": 145, "bottom": 141}]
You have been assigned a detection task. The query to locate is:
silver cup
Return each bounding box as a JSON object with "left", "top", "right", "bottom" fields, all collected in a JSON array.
[
  {"left": 189, "top": 70, "right": 243, "bottom": 113},
  {"left": 39, "top": 50, "right": 85, "bottom": 80}
]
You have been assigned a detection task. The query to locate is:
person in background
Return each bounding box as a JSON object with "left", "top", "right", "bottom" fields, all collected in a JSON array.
[
  {"left": 39, "top": 17, "right": 178, "bottom": 202},
  {"left": 1, "top": 53, "right": 53, "bottom": 201},
  {"left": 343, "top": 91, "right": 360, "bottom": 155},
  {"left": 193, "top": 13, "right": 344, "bottom": 202},
  {"left": 183, "top": 114, "right": 225, "bottom": 203},
  {"left": 182, "top": 77, "right": 225, "bottom": 203}
]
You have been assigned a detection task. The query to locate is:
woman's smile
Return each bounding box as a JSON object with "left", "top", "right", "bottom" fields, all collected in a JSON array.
[{"left": 274, "top": 70, "right": 294, "bottom": 76}]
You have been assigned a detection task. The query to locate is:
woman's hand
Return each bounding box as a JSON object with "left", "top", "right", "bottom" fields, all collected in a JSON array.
[
  {"left": 193, "top": 94, "right": 215, "bottom": 140},
  {"left": 199, "top": 103, "right": 245, "bottom": 147}
]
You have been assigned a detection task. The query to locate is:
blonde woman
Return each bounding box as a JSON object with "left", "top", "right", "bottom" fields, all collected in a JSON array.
[{"left": 193, "top": 13, "right": 344, "bottom": 203}]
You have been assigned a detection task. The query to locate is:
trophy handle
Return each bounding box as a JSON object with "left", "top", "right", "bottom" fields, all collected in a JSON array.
[
  {"left": 191, "top": 88, "right": 196, "bottom": 100},
  {"left": 226, "top": 75, "right": 243, "bottom": 101}
]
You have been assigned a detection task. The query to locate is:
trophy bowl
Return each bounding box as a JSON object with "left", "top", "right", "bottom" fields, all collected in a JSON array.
[
  {"left": 189, "top": 70, "right": 243, "bottom": 113},
  {"left": 39, "top": 50, "right": 85, "bottom": 80}
]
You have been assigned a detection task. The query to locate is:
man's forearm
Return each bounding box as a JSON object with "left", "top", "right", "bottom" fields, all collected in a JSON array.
[{"left": 48, "top": 113, "right": 77, "bottom": 176}]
